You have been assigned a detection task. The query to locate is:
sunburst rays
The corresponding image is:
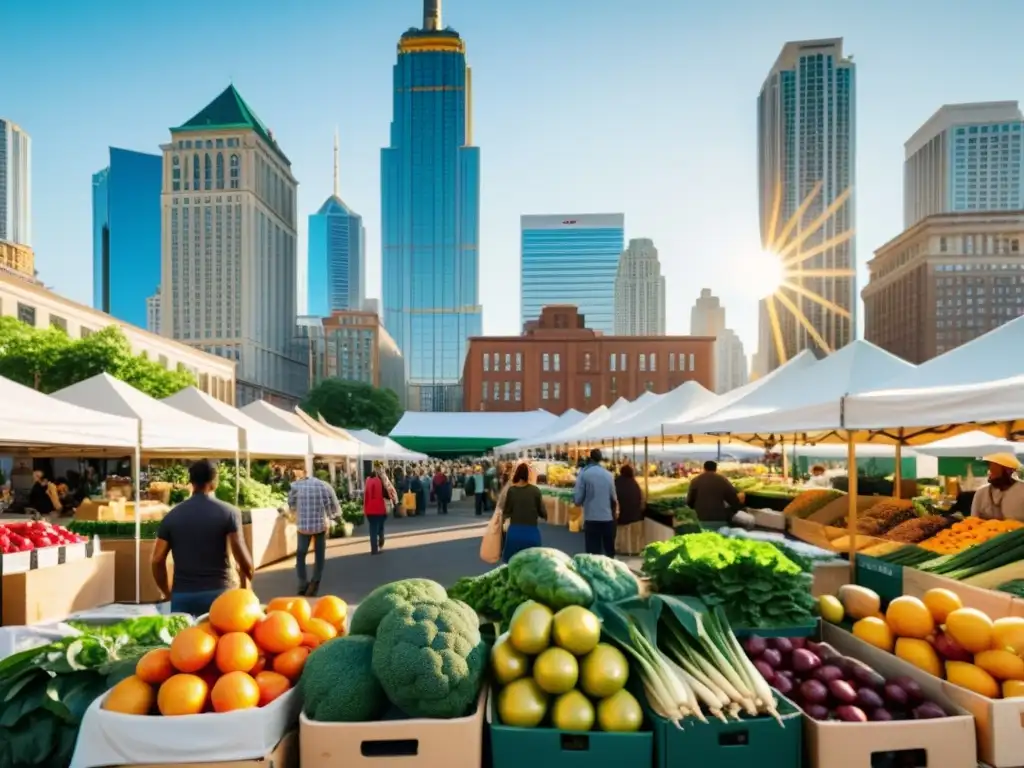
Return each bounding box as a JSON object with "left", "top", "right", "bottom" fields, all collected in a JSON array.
[{"left": 760, "top": 179, "right": 855, "bottom": 365}]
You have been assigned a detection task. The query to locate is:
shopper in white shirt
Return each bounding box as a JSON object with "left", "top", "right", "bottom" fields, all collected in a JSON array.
[{"left": 971, "top": 453, "right": 1024, "bottom": 522}]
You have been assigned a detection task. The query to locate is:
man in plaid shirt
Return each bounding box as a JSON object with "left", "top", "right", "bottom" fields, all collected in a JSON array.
[{"left": 288, "top": 475, "right": 341, "bottom": 597}]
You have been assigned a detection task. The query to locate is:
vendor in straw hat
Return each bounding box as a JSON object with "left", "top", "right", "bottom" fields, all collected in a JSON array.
[{"left": 971, "top": 453, "right": 1024, "bottom": 521}]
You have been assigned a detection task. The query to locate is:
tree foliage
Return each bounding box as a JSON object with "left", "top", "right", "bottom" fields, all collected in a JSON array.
[
  {"left": 0, "top": 318, "right": 196, "bottom": 397},
  {"left": 302, "top": 378, "right": 403, "bottom": 435}
]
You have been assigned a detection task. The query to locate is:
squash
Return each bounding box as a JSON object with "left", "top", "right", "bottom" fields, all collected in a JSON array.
[
  {"left": 852, "top": 617, "right": 894, "bottom": 653},
  {"left": 838, "top": 585, "right": 881, "bottom": 621},
  {"left": 992, "top": 617, "right": 1024, "bottom": 655},
  {"left": 886, "top": 596, "right": 935, "bottom": 639},
  {"left": 974, "top": 650, "right": 1024, "bottom": 681},
  {"left": 945, "top": 608, "right": 994, "bottom": 654},
  {"left": 945, "top": 661, "right": 1000, "bottom": 698},
  {"left": 895, "top": 638, "right": 942, "bottom": 678},
  {"left": 921, "top": 588, "right": 963, "bottom": 625}
]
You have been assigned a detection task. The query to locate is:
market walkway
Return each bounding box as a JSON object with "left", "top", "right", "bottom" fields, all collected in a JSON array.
[{"left": 253, "top": 497, "right": 588, "bottom": 604}]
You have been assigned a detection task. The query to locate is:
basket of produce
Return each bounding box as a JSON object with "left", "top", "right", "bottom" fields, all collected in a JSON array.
[
  {"left": 838, "top": 499, "right": 917, "bottom": 537},
  {"left": 783, "top": 489, "right": 845, "bottom": 519},
  {"left": 912, "top": 526, "right": 1024, "bottom": 582},
  {"left": 918, "top": 517, "right": 1024, "bottom": 555},
  {"left": 882, "top": 515, "right": 953, "bottom": 545}
]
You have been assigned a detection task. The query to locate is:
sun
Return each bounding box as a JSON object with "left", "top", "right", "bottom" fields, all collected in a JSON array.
[{"left": 746, "top": 251, "right": 784, "bottom": 299}]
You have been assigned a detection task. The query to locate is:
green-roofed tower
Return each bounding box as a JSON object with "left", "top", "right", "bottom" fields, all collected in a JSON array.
[{"left": 161, "top": 85, "right": 307, "bottom": 405}]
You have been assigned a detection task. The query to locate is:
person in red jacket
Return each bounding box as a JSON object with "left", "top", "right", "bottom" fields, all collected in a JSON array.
[{"left": 363, "top": 470, "right": 390, "bottom": 555}]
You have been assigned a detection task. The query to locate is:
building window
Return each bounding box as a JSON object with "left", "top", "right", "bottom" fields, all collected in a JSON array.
[
  {"left": 583, "top": 382, "right": 592, "bottom": 399},
  {"left": 620, "top": 353, "right": 626, "bottom": 371},
  {"left": 493, "top": 352, "right": 499, "bottom": 369},
  {"left": 193, "top": 153, "right": 201, "bottom": 190},
  {"left": 204, "top": 153, "right": 213, "bottom": 190},
  {"left": 542, "top": 382, "right": 550, "bottom": 400},
  {"left": 493, "top": 381, "right": 500, "bottom": 400},
  {"left": 514, "top": 381, "right": 521, "bottom": 401},
  {"left": 543, "top": 353, "right": 550, "bottom": 371},
  {"left": 49, "top": 315, "right": 67, "bottom": 332},
  {"left": 504, "top": 381, "right": 510, "bottom": 401},
  {"left": 940, "top": 237, "right": 948, "bottom": 253},
  {"left": 17, "top": 303, "right": 35, "bottom": 326},
  {"left": 639, "top": 354, "right": 647, "bottom": 372},
  {"left": 610, "top": 353, "right": 617, "bottom": 372},
  {"left": 553, "top": 353, "right": 561, "bottom": 372},
  {"left": 80, "top": 327, "right": 93, "bottom": 338},
  {"left": 515, "top": 353, "right": 522, "bottom": 371},
  {"left": 553, "top": 382, "right": 561, "bottom": 399},
  {"left": 483, "top": 354, "right": 489, "bottom": 372},
  {"left": 610, "top": 376, "right": 617, "bottom": 393},
  {"left": 482, "top": 381, "right": 488, "bottom": 401},
  {"left": 505, "top": 353, "right": 511, "bottom": 372},
  {"left": 678, "top": 353, "right": 686, "bottom": 371},
  {"left": 216, "top": 153, "right": 225, "bottom": 190},
  {"left": 583, "top": 352, "right": 591, "bottom": 371},
  {"left": 689, "top": 352, "right": 695, "bottom": 370},
  {"left": 650, "top": 353, "right": 657, "bottom": 372},
  {"left": 669, "top": 353, "right": 675, "bottom": 372},
  {"left": 229, "top": 154, "right": 240, "bottom": 189}
]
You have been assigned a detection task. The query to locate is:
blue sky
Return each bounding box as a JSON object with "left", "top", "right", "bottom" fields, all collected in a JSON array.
[{"left": 6, "top": 0, "right": 1024, "bottom": 356}]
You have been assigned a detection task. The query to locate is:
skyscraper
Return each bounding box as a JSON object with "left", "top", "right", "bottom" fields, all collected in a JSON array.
[
  {"left": 613, "top": 238, "right": 665, "bottom": 336},
  {"left": 0, "top": 119, "right": 31, "bottom": 247},
  {"left": 308, "top": 132, "right": 366, "bottom": 317},
  {"left": 92, "top": 148, "right": 163, "bottom": 328},
  {"left": 161, "top": 85, "right": 306, "bottom": 405},
  {"left": 381, "top": 0, "right": 481, "bottom": 412},
  {"left": 520, "top": 214, "right": 625, "bottom": 334},
  {"left": 904, "top": 102, "right": 1024, "bottom": 228},
  {"left": 757, "top": 38, "right": 856, "bottom": 370},
  {"left": 690, "top": 288, "right": 748, "bottom": 393}
]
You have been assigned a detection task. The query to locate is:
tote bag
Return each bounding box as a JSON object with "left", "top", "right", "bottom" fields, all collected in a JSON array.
[{"left": 479, "top": 507, "right": 503, "bottom": 564}]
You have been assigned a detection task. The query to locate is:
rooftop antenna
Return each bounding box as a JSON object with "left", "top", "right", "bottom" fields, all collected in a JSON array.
[
  {"left": 333, "top": 128, "right": 340, "bottom": 197},
  {"left": 424, "top": 0, "right": 441, "bottom": 31}
]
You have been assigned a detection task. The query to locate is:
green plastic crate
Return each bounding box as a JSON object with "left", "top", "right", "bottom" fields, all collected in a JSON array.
[
  {"left": 488, "top": 691, "right": 654, "bottom": 768},
  {"left": 652, "top": 695, "right": 803, "bottom": 768},
  {"left": 732, "top": 620, "right": 818, "bottom": 639},
  {"left": 855, "top": 556, "right": 903, "bottom": 602}
]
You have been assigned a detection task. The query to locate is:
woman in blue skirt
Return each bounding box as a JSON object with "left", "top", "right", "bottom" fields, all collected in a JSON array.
[{"left": 501, "top": 461, "right": 547, "bottom": 562}]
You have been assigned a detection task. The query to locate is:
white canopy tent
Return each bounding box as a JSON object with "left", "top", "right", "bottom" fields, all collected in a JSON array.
[
  {"left": 0, "top": 375, "right": 138, "bottom": 452},
  {"left": 681, "top": 341, "right": 915, "bottom": 441},
  {"left": 51, "top": 374, "right": 239, "bottom": 457},
  {"left": 612, "top": 380, "right": 723, "bottom": 442},
  {"left": 912, "top": 430, "right": 1024, "bottom": 458},
  {"left": 495, "top": 409, "right": 587, "bottom": 455},
  {"left": 241, "top": 401, "right": 360, "bottom": 458},
  {"left": 502, "top": 406, "right": 612, "bottom": 453},
  {"left": 570, "top": 392, "right": 665, "bottom": 444},
  {"left": 163, "top": 387, "right": 308, "bottom": 459},
  {"left": 348, "top": 429, "right": 429, "bottom": 461}
]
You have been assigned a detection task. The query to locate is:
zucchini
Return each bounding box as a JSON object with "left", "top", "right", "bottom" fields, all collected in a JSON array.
[{"left": 928, "top": 528, "right": 1024, "bottom": 575}]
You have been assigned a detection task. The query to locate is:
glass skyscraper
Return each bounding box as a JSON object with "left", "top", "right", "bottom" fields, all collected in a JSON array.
[
  {"left": 308, "top": 136, "right": 365, "bottom": 316},
  {"left": 92, "top": 147, "right": 163, "bottom": 329},
  {"left": 381, "top": 0, "right": 481, "bottom": 412},
  {"left": 520, "top": 214, "right": 625, "bottom": 334}
]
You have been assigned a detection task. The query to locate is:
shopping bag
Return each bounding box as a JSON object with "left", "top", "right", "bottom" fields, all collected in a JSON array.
[
  {"left": 402, "top": 492, "right": 416, "bottom": 511},
  {"left": 479, "top": 508, "right": 503, "bottom": 564}
]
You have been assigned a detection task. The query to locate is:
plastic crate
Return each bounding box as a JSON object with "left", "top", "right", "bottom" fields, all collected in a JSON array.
[
  {"left": 652, "top": 696, "right": 803, "bottom": 768},
  {"left": 487, "top": 690, "right": 654, "bottom": 768},
  {"left": 732, "top": 619, "right": 818, "bottom": 639}
]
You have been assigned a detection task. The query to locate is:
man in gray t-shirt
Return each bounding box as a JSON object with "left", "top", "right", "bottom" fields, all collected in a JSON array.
[
  {"left": 573, "top": 449, "right": 618, "bottom": 557},
  {"left": 152, "top": 459, "right": 254, "bottom": 616}
]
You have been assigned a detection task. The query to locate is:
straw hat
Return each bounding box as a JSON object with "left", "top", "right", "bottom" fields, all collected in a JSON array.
[{"left": 982, "top": 453, "right": 1022, "bottom": 471}]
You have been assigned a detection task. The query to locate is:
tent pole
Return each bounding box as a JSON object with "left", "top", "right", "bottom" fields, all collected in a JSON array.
[
  {"left": 781, "top": 436, "right": 789, "bottom": 485},
  {"left": 632, "top": 438, "right": 636, "bottom": 465},
  {"left": 132, "top": 442, "right": 142, "bottom": 605},
  {"left": 643, "top": 437, "right": 649, "bottom": 498},
  {"left": 894, "top": 443, "right": 903, "bottom": 499},
  {"left": 234, "top": 449, "right": 240, "bottom": 507},
  {"left": 847, "top": 433, "right": 858, "bottom": 582}
]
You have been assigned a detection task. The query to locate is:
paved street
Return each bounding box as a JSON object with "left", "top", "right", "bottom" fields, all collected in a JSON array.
[{"left": 253, "top": 498, "right": 588, "bottom": 603}]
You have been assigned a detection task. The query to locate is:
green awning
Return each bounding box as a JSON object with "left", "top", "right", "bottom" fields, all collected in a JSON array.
[{"left": 389, "top": 435, "right": 514, "bottom": 457}]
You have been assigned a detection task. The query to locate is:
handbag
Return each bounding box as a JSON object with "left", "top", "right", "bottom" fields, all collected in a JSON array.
[{"left": 479, "top": 507, "right": 503, "bottom": 564}]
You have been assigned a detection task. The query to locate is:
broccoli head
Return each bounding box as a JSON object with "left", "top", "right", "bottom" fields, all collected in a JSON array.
[
  {"left": 371, "top": 598, "right": 486, "bottom": 719},
  {"left": 301, "top": 636, "right": 387, "bottom": 722},
  {"left": 349, "top": 578, "right": 449, "bottom": 636}
]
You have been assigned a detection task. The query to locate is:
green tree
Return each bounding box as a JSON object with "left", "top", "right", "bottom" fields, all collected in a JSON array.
[
  {"left": 302, "top": 378, "right": 403, "bottom": 435},
  {"left": 0, "top": 320, "right": 196, "bottom": 397}
]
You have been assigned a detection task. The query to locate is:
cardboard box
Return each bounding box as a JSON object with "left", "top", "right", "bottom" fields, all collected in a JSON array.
[
  {"left": 2, "top": 551, "right": 115, "bottom": 626},
  {"left": 813, "top": 623, "right": 976, "bottom": 768},
  {"left": 642, "top": 517, "right": 674, "bottom": 547},
  {"left": 811, "top": 560, "right": 849, "bottom": 598},
  {"left": 299, "top": 689, "right": 486, "bottom": 768},
  {"left": 102, "top": 538, "right": 173, "bottom": 604},
  {"left": 120, "top": 730, "right": 297, "bottom": 768},
  {"left": 243, "top": 508, "right": 297, "bottom": 569}
]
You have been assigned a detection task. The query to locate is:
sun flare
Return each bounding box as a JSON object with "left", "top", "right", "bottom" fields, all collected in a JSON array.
[{"left": 747, "top": 251, "right": 784, "bottom": 299}]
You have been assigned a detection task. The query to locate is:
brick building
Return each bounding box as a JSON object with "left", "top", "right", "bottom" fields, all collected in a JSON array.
[{"left": 462, "top": 305, "right": 714, "bottom": 413}]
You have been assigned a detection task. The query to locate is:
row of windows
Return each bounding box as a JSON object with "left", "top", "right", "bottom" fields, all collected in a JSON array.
[
  {"left": 177, "top": 138, "right": 242, "bottom": 149},
  {"left": 481, "top": 350, "right": 699, "bottom": 373}
]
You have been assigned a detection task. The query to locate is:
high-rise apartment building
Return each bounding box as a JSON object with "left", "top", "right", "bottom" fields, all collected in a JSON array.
[
  {"left": 863, "top": 211, "right": 1024, "bottom": 363},
  {"left": 308, "top": 133, "right": 365, "bottom": 317},
  {"left": 160, "top": 85, "right": 306, "bottom": 406},
  {"left": 613, "top": 238, "right": 665, "bottom": 336},
  {"left": 689, "top": 289, "right": 748, "bottom": 393},
  {"left": 381, "top": 0, "right": 481, "bottom": 412},
  {"left": 92, "top": 148, "right": 163, "bottom": 328},
  {"left": 904, "top": 102, "right": 1024, "bottom": 229},
  {"left": 757, "top": 38, "right": 856, "bottom": 370},
  {"left": 520, "top": 214, "right": 625, "bottom": 335},
  {"left": 0, "top": 119, "right": 31, "bottom": 248},
  {"left": 146, "top": 288, "right": 161, "bottom": 335}
]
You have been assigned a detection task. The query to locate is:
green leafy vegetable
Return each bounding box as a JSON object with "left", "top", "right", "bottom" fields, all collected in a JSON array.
[{"left": 448, "top": 565, "right": 528, "bottom": 626}]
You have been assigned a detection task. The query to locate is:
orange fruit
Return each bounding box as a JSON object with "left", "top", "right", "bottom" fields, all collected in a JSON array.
[
  {"left": 169, "top": 627, "right": 217, "bottom": 673},
  {"left": 266, "top": 597, "right": 295, "bottom": 613},
  {"left": 103, "top": 675, "right": 156, "bottom": 715},
  {"left": 195, "top": 621, "right": 219, "bottom": 639},
  {"left": 157, "top": 674, "right": 209, "bottom": 716},
  {"left": 273, "top": 646, "right": 310, "bottom": 681},
  {"left": 208, "top": 589, "right": 263, "bottom": 633},
  {"left": 287, "top": 598, "right": 312, "bottom": 629},
  {"left": 312, "top": 596, "right": 347, "bottom": 631},
  {"left": 255, "top": 670, "right": 292, "bottom": 706},
  {"left": 301, "top": 632, "right": 322, "bottom": 650},
  {"left": 216, "top": 632, "right": 259, "bottom": 674},
  {"left": 136, "top": 648, "right": 174, "bottom": 685},
  {"left": 210, "top": 671, "right": 260, "bottom": 713},
  {"left": 254, "top": 611, "right": 303, "bottom": 654},
  {"left": 304, "top": 617, "right": 338, "bottom": 645}
]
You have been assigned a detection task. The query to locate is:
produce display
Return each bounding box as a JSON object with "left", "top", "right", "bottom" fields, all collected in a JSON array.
[
  {"left": 741, "top": 634, "right": 952, "bottom": 722},
  {"left": 782, "top": 489, "right": 844, "bottom": 519},
  {"left": 303, "top": 578, "right": 486, "bottom": 721},
  {"left": 0, "top": 614, "right": 192, "bottom": 768},
  {"left": 869, "top": 544, "right": 936, "bottom": 568},
  {"left": 883, "top": 515, "right": 952, "bottom": 544},
  {"left": 642, "top": 532, "right": 817, "bottom": 629},
  {"left": 995, "top": 579, "right": 1024, "bottom": 598},
  {"left": 449, "top": 565, "right": 530, "bottom": 627},
  {"left": 914, "top": 527, "right": 1024, "bottom": 581},
  {"left": 842, "top": 499, "right": 917, "bottom": 536},
  {"left": 829, "top": 584, "right": 1024, "bottom": 700},
  {"left": 715, "top": 527, "right": 841, "bottom": 573},
  {"left": 644, "top": 498, "right": 698, "bottom": 527},
  {"left": 493, "top": 601, "right": 643, "bottom": 732},
  {"left": 0, "top": 521, "right": 87, "bottom": 553},
  {"left": 102, "top": 589, "right": 347, "bottom": 716},
  {"left": 918, "top": 517, "right": 1024, "bottom": 555}
]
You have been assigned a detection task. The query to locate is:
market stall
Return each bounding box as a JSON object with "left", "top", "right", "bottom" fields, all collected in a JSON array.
[
  {"left": 390, "top": 409, "right": 559, "bottom": 456},
  {"left": 241, "top": 400, "right": 361, "bottom": 461}
]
